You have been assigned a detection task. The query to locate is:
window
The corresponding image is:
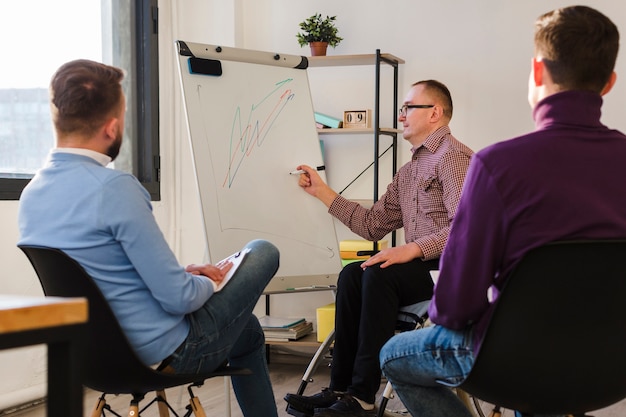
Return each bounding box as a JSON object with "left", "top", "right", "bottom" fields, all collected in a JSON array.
[{"left": 0, "top": 0, "right": 160, "bottom": 200}]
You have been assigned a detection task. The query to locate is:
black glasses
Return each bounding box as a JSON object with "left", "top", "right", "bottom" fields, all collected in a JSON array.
[{"left": 399, "top": 104, "right": 434, "bottom": 116}]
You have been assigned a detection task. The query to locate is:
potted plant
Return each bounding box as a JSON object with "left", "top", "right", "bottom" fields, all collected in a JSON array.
[{"left": 296, "top": 13, "right": 343, "bottom": 56}]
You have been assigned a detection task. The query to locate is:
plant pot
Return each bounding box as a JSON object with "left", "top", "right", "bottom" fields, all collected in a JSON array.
[{"left": 309, "top": 42, "right": 328, "bottom": 56}]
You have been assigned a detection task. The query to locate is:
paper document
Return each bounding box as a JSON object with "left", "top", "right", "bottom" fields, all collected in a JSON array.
[
  {"left": 215, "top": 248, "right": 251, "bottom": 292},
  {"left": 429, "top": 270, "right": 440, "bottom": 284}
]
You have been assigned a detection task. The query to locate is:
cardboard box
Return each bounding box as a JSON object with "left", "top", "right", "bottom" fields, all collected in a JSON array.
[{"left": 316, "top": 302, "right": 335, "bottom": 342}]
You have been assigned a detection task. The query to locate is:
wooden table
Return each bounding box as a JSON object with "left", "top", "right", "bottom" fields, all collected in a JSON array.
[{"left": 0, "top": 295, "right": 88, "bottom": 417}]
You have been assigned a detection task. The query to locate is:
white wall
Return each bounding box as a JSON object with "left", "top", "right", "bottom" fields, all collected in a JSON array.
[{"left": 1, "top": 0, "right": 625, "bottom": 409}]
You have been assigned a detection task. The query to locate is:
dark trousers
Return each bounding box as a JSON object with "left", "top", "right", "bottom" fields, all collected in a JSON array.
[{"left": 329, "top": 258, "right": 439, "bottom": 404}]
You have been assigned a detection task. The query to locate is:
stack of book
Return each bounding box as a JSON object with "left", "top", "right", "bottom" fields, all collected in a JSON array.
[
  {"left": 314, "top": 111, "right": 343, "bottom": 129},
  {"left": 259, "top": 316, "right": 313, "bottom": 342}
]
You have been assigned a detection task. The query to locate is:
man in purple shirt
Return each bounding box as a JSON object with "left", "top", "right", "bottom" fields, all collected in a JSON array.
[
  {"left": 379, "top": 6, "right": 626, "bottom": 417},
  {"left": 285, "top": 80, "right": 473, "bottom": 417}
]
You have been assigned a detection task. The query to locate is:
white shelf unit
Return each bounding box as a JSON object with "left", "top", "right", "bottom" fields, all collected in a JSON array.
[{"left": 309, "top": 51, "right": 404, "bottom": 248}]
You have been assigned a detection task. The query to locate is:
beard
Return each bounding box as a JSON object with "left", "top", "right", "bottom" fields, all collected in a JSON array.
[{"left": 106, "top": 131, "right": 123, "bottom": 161}]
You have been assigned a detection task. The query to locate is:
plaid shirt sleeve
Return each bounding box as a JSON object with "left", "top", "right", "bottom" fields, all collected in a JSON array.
[{"left": 328, "top": 181, "right": 404, "bottom": 242}]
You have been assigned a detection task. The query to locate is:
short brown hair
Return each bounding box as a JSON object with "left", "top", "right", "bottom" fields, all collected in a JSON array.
[
  {"left": 413, "top": 80, "right": 453, "bottom": 120},
  {"left": 50, "top": 59, "right": 124, "bottom": 137},
  {"left": 534, "top": 6, "right": 619, "bottom": 92}
]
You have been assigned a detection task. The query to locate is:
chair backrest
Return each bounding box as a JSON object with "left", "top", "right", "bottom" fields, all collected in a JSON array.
[
  {"left": 19, "top": 245, "right": 243, "bottom": 394},
  {"left": 459, "top": 240, "right": 626, "bottom": 415}
]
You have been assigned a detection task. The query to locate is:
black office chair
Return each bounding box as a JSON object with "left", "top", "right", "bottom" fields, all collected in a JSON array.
[
  {"left": 458, "top": 240, "right": 626, "bottom": 417},
  {"left": 377, "top": 299, "right": 431, "bottom": 417},
  {"left": 19, "top": 245, "right": 251, "bottom": 417}
]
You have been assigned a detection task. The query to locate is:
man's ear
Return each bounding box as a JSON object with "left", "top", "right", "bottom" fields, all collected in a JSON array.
[
  {"left": 430, "top": 105, "right": 443, "bottom": 123},
  {"left": 532, "top": 58, "right": 544, "bottom": 87},
  {"left": 600, "top": 71, "right": 617, "bottom": 96},
  {"left": 103, "top": 117, "right": 119, "bottom": 141}
]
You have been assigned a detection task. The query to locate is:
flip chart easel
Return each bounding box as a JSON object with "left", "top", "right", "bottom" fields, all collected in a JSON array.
[{"left": 175, "top": 41, "right": 340, "bottom": 292}]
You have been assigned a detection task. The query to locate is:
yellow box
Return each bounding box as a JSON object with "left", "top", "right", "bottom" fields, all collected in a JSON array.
[
  {"left": 339, "top": 240, "right": 388, "bottom": 259},
  {"left": 316, "top": 302, "right": 335, "bottom": 342}
]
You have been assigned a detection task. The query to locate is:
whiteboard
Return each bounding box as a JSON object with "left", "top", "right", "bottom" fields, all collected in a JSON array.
[{"left": 175, "top": 41, "right": 340, "bottom": 292}]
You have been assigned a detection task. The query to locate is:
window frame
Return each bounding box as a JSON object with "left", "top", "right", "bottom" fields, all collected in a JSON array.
[{"left": 0, "top": 0, "right": 160, "bottom": 201}]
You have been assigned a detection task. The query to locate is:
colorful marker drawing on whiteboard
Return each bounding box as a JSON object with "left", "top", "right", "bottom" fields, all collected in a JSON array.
[{"left": 221, "top": 78, "right": 295, "bottom": 188}]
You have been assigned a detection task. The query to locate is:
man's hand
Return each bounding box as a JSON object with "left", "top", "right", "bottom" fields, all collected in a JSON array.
[
  {"left": 185, "top": 260, "right": 233, "bottom": 284},
  {"left": 360, "top": 243, "right": 423, "bottom": 269},
  {"left": 295, "top": 164, "right": 338, "bottom": 208}
]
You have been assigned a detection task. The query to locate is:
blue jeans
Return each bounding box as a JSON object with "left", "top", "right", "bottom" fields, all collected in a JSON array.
[
  {"left": 379, "top": 324, "right": 475, "bottom": 417},
  {"left": 169, "top": 239, "right": 280, "bottom": 417}
]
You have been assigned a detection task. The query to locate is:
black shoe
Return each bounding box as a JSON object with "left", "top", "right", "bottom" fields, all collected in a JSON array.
[
  {"left": 313, "top": 394, "right": 376, "bottom": 417},
  {"left": 285, "top": 388, "right": 343, "bottom": 417}
]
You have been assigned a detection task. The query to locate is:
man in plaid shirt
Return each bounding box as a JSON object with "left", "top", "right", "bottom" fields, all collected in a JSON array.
[{"left": 286, "top": 80, "right": 474, "bottom": 417}]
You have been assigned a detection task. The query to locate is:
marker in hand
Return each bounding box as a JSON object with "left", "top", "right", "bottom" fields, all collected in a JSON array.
[{"left": 289, "top": 165, "right": 326, "bottom": 175}]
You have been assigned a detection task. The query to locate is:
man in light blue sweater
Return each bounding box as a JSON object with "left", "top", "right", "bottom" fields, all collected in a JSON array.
[{"left": 18, "top": 59, "right": 280, "bottom": 417}]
